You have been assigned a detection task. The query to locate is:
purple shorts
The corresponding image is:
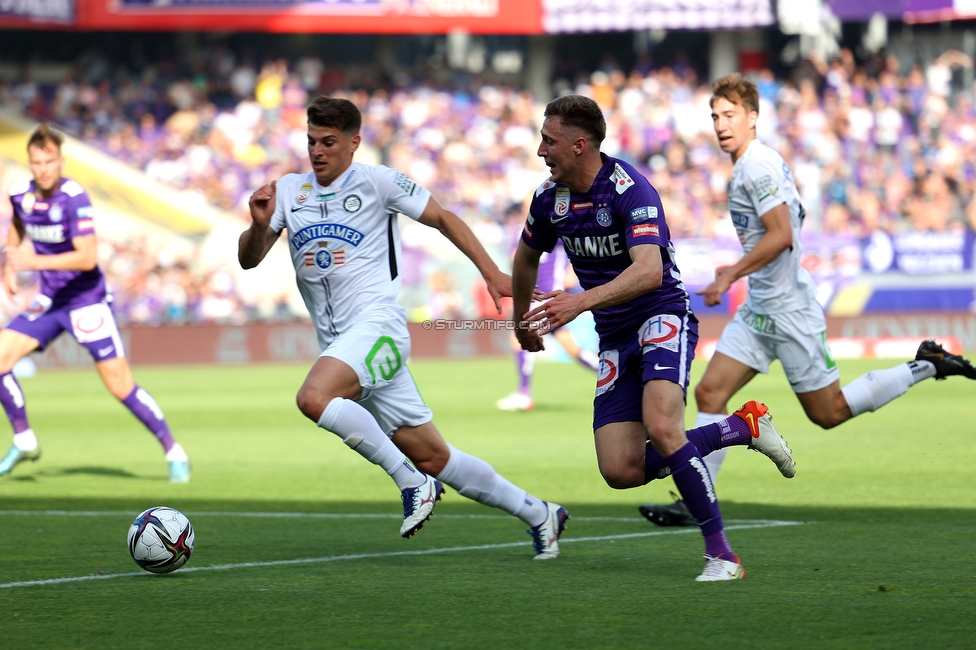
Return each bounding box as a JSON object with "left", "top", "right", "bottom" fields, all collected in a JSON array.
[
  {"left": 6, "top": 298, "right": 125, "bottom": 362},
  {"left": 592, "top": 312, "right": 698, "bottom": 430}
]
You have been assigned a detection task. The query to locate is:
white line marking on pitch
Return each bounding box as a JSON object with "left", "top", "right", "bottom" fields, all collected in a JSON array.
[
  {"left": 0, "top": 510, "right": 787, "bottom": 525},
  {"left": 0, "top": 520, "right": 804, "bottom": 590}
]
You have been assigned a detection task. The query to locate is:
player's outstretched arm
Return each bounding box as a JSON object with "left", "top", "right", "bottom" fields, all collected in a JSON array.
[
  {"left": 527, "top": 243, "right": 662, "bottom": 332},
  {"left": 3, "top": 214, "right": 25, "bottom": 297},
  {"left": 512, "top": 241, "right": 544, "bottom": 352},
  {"left": 697, "top": 202, "right": 793, "bottom": 307},
  {"left": 417, "top": 197, "right": 510, "bottom": 314},
  {"left": 239, "top": 181, "right": 281, "bottom": 269}
]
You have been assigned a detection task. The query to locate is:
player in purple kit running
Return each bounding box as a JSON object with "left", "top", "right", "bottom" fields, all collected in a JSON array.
[
  {"left": 0, "top": 124, "right": 190, "bottom": 482},
  {"left": 511, "top": 96, "right": 795, "bottom": 581},
  {"left": 496, "top": 239, "right": 600, "bottom": 412}
]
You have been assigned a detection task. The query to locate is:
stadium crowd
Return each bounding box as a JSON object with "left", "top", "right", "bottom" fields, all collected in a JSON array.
[{"left": 2, "top": 43, "right": 976, "bottom": 323}]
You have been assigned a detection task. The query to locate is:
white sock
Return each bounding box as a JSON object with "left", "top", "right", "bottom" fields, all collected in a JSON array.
[
  {"left": 841, "top": 361, "right": 929, "bottom": 417},
  {"left": 165, "top": 443, "right": 188, "bottom": 462},
  {"left": 13, "top": 428, "right": 37, "bottom": 452},
  {"left": 693, "top": 413, "right": 728, "bottom": 483},
  {"left": 436, "top": 444, "right": 547, "bottom": 527},
  {"left": 318, "top": 398, "right": 425, "bottom": 491}
]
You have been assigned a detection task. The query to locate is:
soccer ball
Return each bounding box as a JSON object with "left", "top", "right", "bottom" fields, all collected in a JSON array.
[{"left": 127, "top": 506, "right": 195, "bottom": 574}]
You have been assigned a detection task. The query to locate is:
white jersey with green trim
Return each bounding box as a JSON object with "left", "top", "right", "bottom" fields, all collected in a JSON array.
[
  {"left": 727, "top": 139, "right": 817, "bottom": 314},
  {"left": 269, "top": 163, "right": 431, "bottom": 349}
]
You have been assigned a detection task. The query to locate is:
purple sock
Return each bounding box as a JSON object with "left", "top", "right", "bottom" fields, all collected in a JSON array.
[
  {"left": 0, "top": 372, "right": 30, "bottom": 433},
  {"left": 703, "top": 529, "right": 735, "bottom": 560},
  {"left": 667, "top": 442, "right": 728, "bottom": 544},
  {"left": 516, "top": 350, "right": 533, "bottom": 394},
  {"left": 687, "top": 413, "right": 754, "bottom": 452},
  {"left": 122, "top": 385, "right": 175, "bottom": 453},
  {"left": 644, "top": 414, "right": 753, "bottom": 482}
]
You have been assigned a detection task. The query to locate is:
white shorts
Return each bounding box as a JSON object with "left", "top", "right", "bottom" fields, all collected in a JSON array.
[
  {"left": 715, "top": 302, "right": 839, "bottom": 394},
  {"left": 321, "top": 306, "right": 433, "bottom": 436}
]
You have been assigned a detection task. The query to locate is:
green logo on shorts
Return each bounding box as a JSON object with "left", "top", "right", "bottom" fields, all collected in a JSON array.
[
  {"left": 821, "top": 332, "right": 837, "bottom": 370},
  {"left": 365, "top": 336, "right": 402, "bottom": 384}
]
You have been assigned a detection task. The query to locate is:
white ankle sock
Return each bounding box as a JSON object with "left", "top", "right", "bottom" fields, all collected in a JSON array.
[
  {"left": 318, "top": 398, "right": 425, "bottom": 490},
  {"left": 436, "top": 445, "right": 547, "bottom": 526},
  {"left": 13, "top": 429, "right": 37, "bottom": 452},
  {"left": 165, "top": 443, "right": 188, "bottom": 462}
]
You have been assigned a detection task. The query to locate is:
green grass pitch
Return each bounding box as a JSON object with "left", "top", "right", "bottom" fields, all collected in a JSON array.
[{"left": 0, "top": 357, "right": 974, "bottom": 648}]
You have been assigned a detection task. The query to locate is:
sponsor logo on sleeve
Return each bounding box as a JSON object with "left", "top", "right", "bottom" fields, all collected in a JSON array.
[
  {"left": 752, "top": 175, "right": 778, "bottom": 202},
  {"left": 523, "top": 224, "right": 534, "bottom": 237},
  {"left": 629, "top": 206, "right": 658, "bottom": 222},
  {"left": 554, "top": 187, "right": 570, "bottom": 217},
  {"left": 343, "top": 195, "right": 362, "bottom": 212},
  {"left": 393, "top": 172, "right": 418, "bottom": 196},
  {"left": 595, "top": 349, "right": 619, "bottom": 397},
  {"left": 297, "top": 183, "right": 313, "bottom": 203},
  {"left": 612, "top": 163, "right": 635, "bottom": 194},
  {"left": 631, "top": 224, "right": 659, "bottom": 238},
  {"left": 640, "top": 314, "right": 681, "bottom": 353},
  {"left": 535, "top": 179, "right": 556, "bottom": 197},
  {"left": 596, "top": 207, "right": 613, "bottom": 227}
]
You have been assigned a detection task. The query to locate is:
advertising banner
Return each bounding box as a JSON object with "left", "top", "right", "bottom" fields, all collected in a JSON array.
[
  {"left": 78, "top": 0, "right": 542, "bottom": 34},
  {"left": 0, "top": 0, "right": 74, "bottom": 26},
  {"left": 541, "top": 0, "right": 774, "bottom": 34}
]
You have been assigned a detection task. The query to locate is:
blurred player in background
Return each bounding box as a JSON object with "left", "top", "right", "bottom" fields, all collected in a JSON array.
[
  {"left": 639, "top": 73, "right": 976, "bottom": 526},
  {"left": 239, "top": 96, "right": 568, "bottom": 558},
  {"left": 0, "top": 124, "right": 190, "bottom": 482},
  {"left": 496, "top": 239, "right": 600, "bottom": 412},
  {"left": 513, "top": 95, "right": 795, "bottom": 581}
]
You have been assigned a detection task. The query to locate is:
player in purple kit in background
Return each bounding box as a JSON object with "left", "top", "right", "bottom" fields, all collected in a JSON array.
[
  {"left": 0, "top": 124, "right": 190, "bottom": 482},
  {"left": 511, "top": 95, "right": 796, "bottom": 581},
  {"left": 496, "top": 239, "right": 600, "bottom": 412}
]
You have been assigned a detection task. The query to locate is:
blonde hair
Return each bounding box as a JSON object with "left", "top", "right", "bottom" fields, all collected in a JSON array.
[{"left": 710, "top": 73, "right": 760, "bottom": 115}]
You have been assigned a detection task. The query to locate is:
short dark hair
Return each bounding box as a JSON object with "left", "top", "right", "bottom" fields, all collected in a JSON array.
[
  {"left": 710, "top": 73, "right": 760, "bottom": 115},
  {"left": 307, "top": 96, "right": 362, "bottom": 135},
  {"left": 27, "top": 123, "right": 63, "bottom": 151},
  {"left": 543, "top": 95, "right": 606, "bottom": 146}
]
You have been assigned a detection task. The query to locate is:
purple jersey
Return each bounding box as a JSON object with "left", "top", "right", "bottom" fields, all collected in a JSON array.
[
  {"left": 522, "top": 154, "right": 690, "bottom": 341},
  {"left": 535, "top": 240, "right": 568, "bottom": 294},
  {"left": 7, "top": 177, "right": 107, "bottom": 309}
]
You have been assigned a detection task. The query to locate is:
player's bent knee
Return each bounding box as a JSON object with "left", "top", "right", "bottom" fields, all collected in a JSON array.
[
  {"left": 295, "top": 388, "right": 328, "bottom": 422},
  {"left": 599, "top": 466, "right": 641, "bottom": 489}
]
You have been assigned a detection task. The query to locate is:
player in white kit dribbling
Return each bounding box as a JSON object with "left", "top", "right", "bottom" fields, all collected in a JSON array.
[
  {"left": 639, "top": 73, "right": 976, "bottom": 526},
  {"left": 239, "top": 97, "right": 568, "bottom": 557}
]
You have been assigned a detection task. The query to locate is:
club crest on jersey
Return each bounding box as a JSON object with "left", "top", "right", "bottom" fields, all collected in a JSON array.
[
  {"left": 640, "top": 315, "right": 681, "bottom": 353},
  {"left": 343, "top": 195, "right": 362, "bottom": 212},
  {"left": 554, "top": 187, "right": 570, "bottom": 217},
  {"left": 596, "top": 207, "right": 612, "bottom": 227},
  {"left": 595, "top": 349, "right": 619, "bottom": 397},
  {"left": 21, "top": 193, "right": 35, "bottom": 213},
  {"left": 297, "top": 183, "right": 313, "bottom": 203},
  {"left": 48, "top": 204, "right": 63, "bottom": 222},
  {"left": 612, "top": 164, "right": 635, "bottom": 195}
]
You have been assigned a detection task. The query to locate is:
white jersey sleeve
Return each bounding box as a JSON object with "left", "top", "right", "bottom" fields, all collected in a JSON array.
[
  {"left": 728, "top": 140, "right": 816, "bottom": 314},
  {"left": 269, "top": 174, "right": 304, "bottom": 234},
  {"left": 369, "top": 166, "right": 431, "bottom": 221}
]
